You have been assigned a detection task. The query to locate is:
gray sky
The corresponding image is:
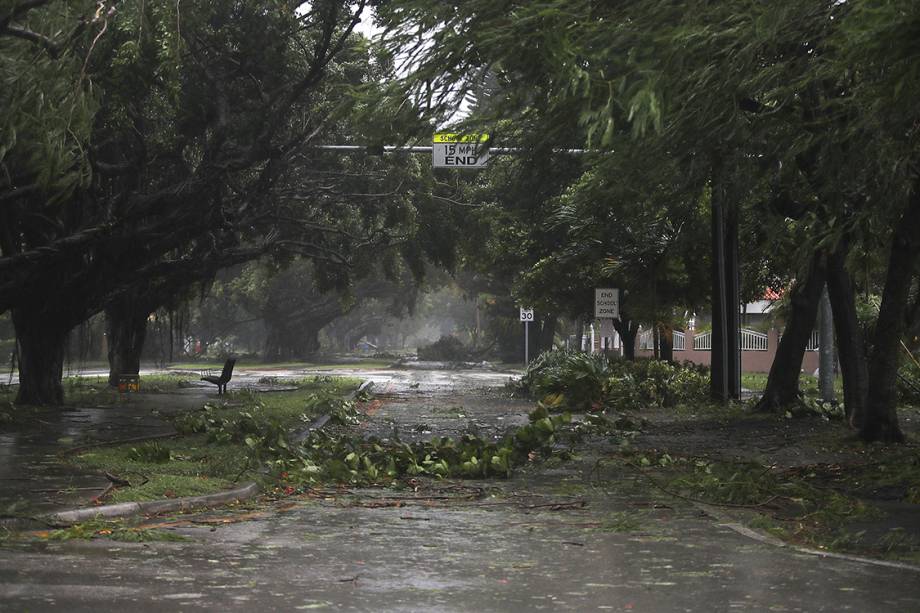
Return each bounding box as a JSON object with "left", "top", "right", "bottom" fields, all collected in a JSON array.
[{"left": 353, "top": 5, "right": 381, "bottom": 40}]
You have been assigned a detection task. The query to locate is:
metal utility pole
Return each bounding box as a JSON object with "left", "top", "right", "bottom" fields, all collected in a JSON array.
[
  {"left": 711, "top": 197, "right": 741, "bottom": 401},
  {"left": 818, "top": 287, "right": 836, "bottom": 402},
  {"left": 525, "top": 321, "right": 529, "bottom": 365},
  {"left": 520, "top": 307, "right": 534, "bottom": 365}
]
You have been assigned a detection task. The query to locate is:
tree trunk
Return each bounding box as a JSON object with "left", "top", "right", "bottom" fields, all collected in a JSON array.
[
  {"left": 302, "top": 327, "right": 322, "bottom": 358},
  {"left": 613, "top": 317, "right": 637, "bottom": 360},
  {"left": 12, "top": 308, "right": 68, "bottom": 405},
  {"left": 105, "top": 297, "right": 150, "bottom": 387},
  {"left": 538, "top": 316, "right": 557, "bottom": 355},
  {"left": 658, "top": 324, "right": 674, "bottom": 362},
  {"left": 861, "top": 193, "right": 920, "bottom": 443},
  {"left": 825, "top": 244, "right": 869, "bottom": 428},
  {"left": 264, "top": 322, "right": 320, "bottom": 360},
  {"left": 817, "top": 287, "right": 836, "bottom": 402},
  {"left": 525, "top": 319, "right": 539, "bottom": 362},
  {"left": 754, "top": 252, "right": 826, "bottom": 412}
]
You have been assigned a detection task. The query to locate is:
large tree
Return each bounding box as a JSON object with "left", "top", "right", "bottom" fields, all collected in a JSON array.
[
  {"left": 1, "top": 1, "right": 372, "bottom": 403},
  {"left": 374, "top": 0, "right": 920, "bottom": 440}
]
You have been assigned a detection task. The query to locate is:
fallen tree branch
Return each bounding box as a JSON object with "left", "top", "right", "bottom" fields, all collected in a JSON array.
[
  {"left": 59, "top": 432, "right": 179, "bottom": 457},
  {"left": 91, "top": 472, "right": 143, "bottom": 504},
  {"left": 623, "top": 460, "right": 780, "bottom": 510}
]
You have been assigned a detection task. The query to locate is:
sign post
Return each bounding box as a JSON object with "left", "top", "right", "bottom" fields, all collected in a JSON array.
[
  {"left": 520, "top": 307, "right": 534, "bottom": 364},
  {"left": 433, "top": 133, "right": 490, "bottom": 168}
]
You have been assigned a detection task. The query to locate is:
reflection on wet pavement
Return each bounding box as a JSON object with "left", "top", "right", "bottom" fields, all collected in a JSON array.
[{"left": 3, "top": 366, "right": 920, "bottom": 611}]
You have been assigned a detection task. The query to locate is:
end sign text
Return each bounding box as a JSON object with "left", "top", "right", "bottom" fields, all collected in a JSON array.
[{"left": 595, "top": 288, "right": 619, "bottom": 320}]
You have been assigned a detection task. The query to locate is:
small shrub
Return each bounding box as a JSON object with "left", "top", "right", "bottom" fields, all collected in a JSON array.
[
  {"left": 795, "top": 397, "right": 846, "bottom": 421},
  {"left": 898, "top": 359, "right": 920, "bottom": 404},
  {"left": 128, "top": 442, "right": 171, "bottom": 464}
]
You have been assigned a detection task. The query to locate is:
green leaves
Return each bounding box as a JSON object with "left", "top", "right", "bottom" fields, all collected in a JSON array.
[
  {"left": 520, "top": 350, "right": 710, "bottom": 412},
  {"left": 275, "top": 405, "right": 572, "bottom": 486},
  {"left": 128, "top": 442, "right": 172, "bottom": 464}
]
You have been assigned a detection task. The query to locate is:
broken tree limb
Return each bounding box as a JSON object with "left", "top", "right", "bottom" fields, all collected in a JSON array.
[
  {"left": 91, "top": 471, "right": 141, "bottom": 504},
  {"left": 625, "top": 462, "right": 780, "bottom": 510},
  {"left": 60, "top": 432, "right": 179, "bottom": 457}
]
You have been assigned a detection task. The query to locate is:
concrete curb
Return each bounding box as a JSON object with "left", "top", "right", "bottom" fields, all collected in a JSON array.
[
  {"left": 698, "top": 503, "right": 920, "bottom": 573},
  {"left": 45, "top": 481, "right": 260, "bottom": 525}
]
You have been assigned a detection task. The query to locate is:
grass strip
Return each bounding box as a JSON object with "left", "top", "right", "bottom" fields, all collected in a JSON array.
[{"left": 66, "top": 376, "right": 362, "bottom": 503}]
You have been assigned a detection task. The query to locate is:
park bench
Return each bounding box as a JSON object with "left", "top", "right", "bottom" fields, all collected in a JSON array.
[{"left": 201, "top": 358, "right": 236, "bottom": 395}]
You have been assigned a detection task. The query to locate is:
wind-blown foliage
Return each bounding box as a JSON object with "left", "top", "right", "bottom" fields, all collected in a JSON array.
[{"left": 374, "top": 0, "right": 920, "bottom": 441}]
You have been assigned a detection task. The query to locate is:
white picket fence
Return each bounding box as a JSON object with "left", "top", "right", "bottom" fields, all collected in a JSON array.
[
  {"left": 741, "top": 328, "right": 769, "bottom": 351},
  {"left": 690, "top": 328, "right": 767, "bottom": 351},
  {"left": 693, "top": 330, "right": 712, "bottom": 350},
  {"left": 634, "top": 326, "right": 820, "bottom": 354},
  {"left": 777, "top": 329, "right": 820, "bottom": 351},
  {"left": 638, "top": 329, "right": 686, "bottom": 351},
  {"left": 805, "top": 330, "right": 820, "bottom": 351},
  {"left": 638, "top": 329, "right": 655, "bottom": 350},
  {"left": 673, "top": 330, "right": 686, "bottom": 351}
]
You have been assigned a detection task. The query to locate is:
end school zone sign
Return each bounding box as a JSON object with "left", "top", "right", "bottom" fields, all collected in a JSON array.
[
  {"left": 595, "top": 288, "right": 620, "bottom": 320},
  {"left": 433, "top": 133, "right": 490, "bottom": 168}
]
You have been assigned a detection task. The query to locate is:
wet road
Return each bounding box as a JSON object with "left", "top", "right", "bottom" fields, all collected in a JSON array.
[{"left": 2, "top": 367, "right": 920, "bottom": 611}]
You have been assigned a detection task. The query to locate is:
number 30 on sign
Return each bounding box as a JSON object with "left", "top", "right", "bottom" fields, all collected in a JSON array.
[{"left": 520, "top": 308, "right": 534, "bottom": 321}]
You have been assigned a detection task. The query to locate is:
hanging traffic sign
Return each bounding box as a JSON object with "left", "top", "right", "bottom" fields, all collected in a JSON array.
[
  {"left": 519, "top": 307, "right": 534, "bottom": 321},
  {"left": 433, "top": 133, "right": 490, "bottom": 168},
  {"left": 595, "top": 288, "right": 619, "bottom": 319}
]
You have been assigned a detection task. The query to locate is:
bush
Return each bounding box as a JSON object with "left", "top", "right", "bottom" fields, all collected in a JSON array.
[
  {"left": 521, "top": 350, "right": 611, "bottom": 411},
  {"left": 899, "top": 359, "right": 920, "bottom": 404},
  {"left": 128, "top": 442, "right": 172, "bottom": 464},
  {"left": 521, "top": 351, "right": 709, "bottom": 412},
  {"left": 616, "top": 359, "right": 710, "bottom": 407},
  {"left": 418, "top": 336, "right": 471, "bottom": 361}
]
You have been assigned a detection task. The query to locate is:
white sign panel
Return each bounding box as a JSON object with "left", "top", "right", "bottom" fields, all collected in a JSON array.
[
  {"left": 433, "top": 133, "right": 490, "bottom": 168},
  {"left": 519, "top": 307, "right": 534, "bottom": 322},
  {"left": 595, "top": 288, "right": 619, "bottom": 319}
]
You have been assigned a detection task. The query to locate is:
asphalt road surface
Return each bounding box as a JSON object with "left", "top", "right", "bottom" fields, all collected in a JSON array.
[{"left": 2, "top": 367, "right": 919, "bottom": 612}]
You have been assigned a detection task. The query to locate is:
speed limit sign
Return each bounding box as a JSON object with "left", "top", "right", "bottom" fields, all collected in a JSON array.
[{"left": 520, "top": 308, "right": 534, "bottom": 321}]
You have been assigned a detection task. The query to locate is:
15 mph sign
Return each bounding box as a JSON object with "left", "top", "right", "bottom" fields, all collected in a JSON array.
[{"left": 433, "top": 133, "right": 490, "bottom": 168}]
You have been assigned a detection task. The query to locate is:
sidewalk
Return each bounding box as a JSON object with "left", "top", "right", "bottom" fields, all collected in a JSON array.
[{"left": 0, "top": 389, "right": 211, "bottom": 518}]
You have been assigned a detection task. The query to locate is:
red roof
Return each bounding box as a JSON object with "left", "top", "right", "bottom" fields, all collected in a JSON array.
[{"left": 763, "top": 288, "right": 783, "bottom": 300}]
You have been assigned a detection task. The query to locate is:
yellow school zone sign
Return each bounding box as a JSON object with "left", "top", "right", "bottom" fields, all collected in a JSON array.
[{"left": 433, "top": 133, "right": 490, "bottom": 144}]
